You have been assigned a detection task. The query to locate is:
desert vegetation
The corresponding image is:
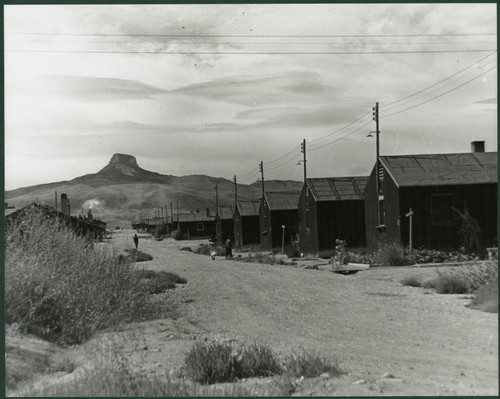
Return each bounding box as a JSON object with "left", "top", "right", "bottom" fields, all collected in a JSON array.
[
  {"left": 401, "top": 261, "right": 498, "bottom": 312},
  {"left": 183, "top": 340, "right": 343, "bottom": 385},
  {"left": 5, "top": 208, "right": 184, "bottom": 345}
]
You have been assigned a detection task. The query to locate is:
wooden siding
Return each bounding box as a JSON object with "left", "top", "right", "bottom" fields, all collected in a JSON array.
[
  {"left": 399, "top": 183, "right": 498, "bottom": 249},
  {"left": 178, "top": 220, "right": 215, "bottom": 239},
  {"left": 260, "top": 199, "right": 299, "bottom": 251},
  {"left": 299, "top": 184, "right": 319, "bottom": 255},
  {"left": 316, "top": 200, "right": 366, "bottom": 251},
  {"left": 365, "top": 163, "right": 401, "bottom": 250},
  {"left": 216, "top": 218, "right": 234, "bottom": 244},
  {"left": 366, "top": 160, "right": 498, "bottom": 250},
  {"left": 234, "top": 210, "right": 260, "bottom": 249}
]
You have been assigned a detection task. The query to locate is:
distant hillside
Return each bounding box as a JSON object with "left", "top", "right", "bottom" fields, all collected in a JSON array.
[{"left": 5, "top": 153, "right": 303, "bottom": 227}]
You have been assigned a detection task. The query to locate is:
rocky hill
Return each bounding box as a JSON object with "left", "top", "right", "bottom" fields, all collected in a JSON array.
[{"left": 5, "top": 154, "right": 303, "bottom": 227}]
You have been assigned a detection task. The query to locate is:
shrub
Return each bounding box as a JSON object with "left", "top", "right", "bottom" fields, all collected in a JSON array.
[
  {"left": 184, "top": 341, "right": 282, "bottom": 384},
  {"left": 283, "top": 244, "right": 300, "bottom": 259},
  {"left": 171, "top": 230, "right": 184, "bottom": 240},
  {"left": 23, "top": 337, "right": 252, "bottom": 397},
  {"left": 374, "top": 242, "right": 414, "bottom": 266},
  {"left": 428, "top": 262, "right": 498, "bottom": 294},
  {"left": 184, "top": 341, "right": 242, "bottom": 384},
  {"left": 134, "top": 269, "right": 187, "bottom": 294},
  {"left": 124, "top": 249, "right": 153, "bottom": 262},
  {"left": 429, "top": 273, "right": 469, "bottom": 294},
  {"left": 470, "top": 276, "right": 498, "bottom": 313},
  {"left": 235, "top": 253, "right": 287, "bottom": 265},
  {"left": 240, "top": 343, "right": 283, "bottom": 378},
  {"left": 400, "top": 276, "right": 423, "bottom": 287},
  {"left": 5, "top": 208, "right": 148, "bottom": 344},
  {"left": 179, "top": 246, "right": 193, "bottom": 252},
  {"left": 194, "top": 244, "right": 226, "bottom": 257},
  {"left": 282, "top": 348, "right": 344, "bottom": 378}
]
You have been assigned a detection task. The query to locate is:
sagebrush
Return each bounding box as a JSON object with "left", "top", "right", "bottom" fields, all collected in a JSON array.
[
  {"left": 5, "top": 208, "right": 154, "bottom": 344},
  {"left": 429, "top": 262, "right": 498, "bottom": 295},
  {"left": 184, "top": 340, "right": 344, "bottom": 385},
  {"left": 374, "top": 242, "right": 414, "bottom": 266}
]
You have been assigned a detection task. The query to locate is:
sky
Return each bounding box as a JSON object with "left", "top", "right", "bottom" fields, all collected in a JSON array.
[{"left": 4, "top": 3, "right": 497, "bottom": 190}]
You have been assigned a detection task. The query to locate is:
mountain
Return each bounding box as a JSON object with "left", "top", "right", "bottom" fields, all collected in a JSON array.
[{"left": 5, "top": 154, "right": 303, "bottom": 227}]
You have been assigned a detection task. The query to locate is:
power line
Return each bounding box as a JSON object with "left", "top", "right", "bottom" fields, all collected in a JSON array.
[
  {"left": 6, "top": 32, "right": 496, "bottom": 38},
  {"left": 308, "top": 120, "right": 373, "bottom": 152},
  {"left": 266, "top": 145, "right": 301, "bottom": 166},
  {"left": 382, "top": 51, "right": 497, "bottom": 109},
  {"left": 6, "top": 49, "right": 496, "bottom": 55},
  {"left": 12, "top": 39, "right": 497, "bottom": 46},
  {"left": 308, "top": 110, "right": 372, "bottom": 144},
  {"left": 382, "top": 64, "right": 497, "bottom": 118}
]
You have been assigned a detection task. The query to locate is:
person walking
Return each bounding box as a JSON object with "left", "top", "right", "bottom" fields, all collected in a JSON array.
[
  {"left": 133, "top": 233, "right": 139, "bottom": 250},
  {"left": 225, "top": 237, "right": 233, "bottom": 259},
  {"left": 208, "top": 235, "right": 217, "bottom": 260}
]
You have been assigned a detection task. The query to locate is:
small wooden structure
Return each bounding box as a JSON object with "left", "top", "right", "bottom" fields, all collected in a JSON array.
[
  {"left": 364, "top": 151, "right": 498, "bottom": 250},
  {"left": 260, "top": 191, "right": 300, "bottom": 251},
  {"left": 5, "top": 202, "right": 107, "bottom": 241},
  {"left": 215, "top": 206, "right": 234, "bottom": 244},
  {"left": 299, "top": 176, "right": 368, "bottom": 257},
  {"left": 233, "top": 200, "right": 261, "bottom": 249},
  {"left": 176, "top": 211, "right": 215, "bottom": 239}
]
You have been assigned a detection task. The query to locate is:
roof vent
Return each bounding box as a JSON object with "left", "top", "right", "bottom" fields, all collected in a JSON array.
[{"left": 471, "top": 141, "right": 485, "bottom": 153}]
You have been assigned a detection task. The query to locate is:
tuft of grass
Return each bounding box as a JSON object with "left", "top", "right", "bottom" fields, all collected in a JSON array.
[
  {"left": 470, "top": 276, "right": 498, "bottom": 313},
  {"left": 124, "top": 249, "right": 153, "bottom": 262},
  {"left": 22, "top": 337, "right": 252, "bottom": 397},
  {"left": 235, "top": 253, "right": 287, "bottom": 265},
  {"left": 400, "top": 276, "right": 423, "bottom": 287},
  {"left": 179, "top": 246, "right": 193, "bottom": 252},
  {"left": 184, "top": 341, "right": 242, "bottom": 384},
  {"left": 428, "top": 262, "right": 498, "bottom": 294},
  {"left": 5, "top": 207, "right": 153, "bottom": 345},
  {"left": 134, "top": 269, "right": 187, "bottom": 294},
  {"left": 184, "top": 341, "right": 284, "bottom": 384},
  {"left": 282, "top": 348, "right": 344, "bottom": 378},
  {"left": 240, "top": 343, "right": 283, "bottom": 378}
]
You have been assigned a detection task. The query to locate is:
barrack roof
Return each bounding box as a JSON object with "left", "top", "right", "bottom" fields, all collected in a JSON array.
[
  {"left": 306, "top": 176, "right": 368, "bottom": 201},
  {"left": 236, "top": 200, "right": 260, "bottom": 216},
  {"left": 263, "top": 191, "right": 300, "bottom": 211},
  {"left": 379, "top": 152, "right": 497, "bottom": 187}
]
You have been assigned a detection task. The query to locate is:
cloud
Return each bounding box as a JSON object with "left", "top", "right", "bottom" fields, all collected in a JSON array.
[
  {"left": 39, "top": 74, "right": 167, "bottom": 101},
  {"left": 474, "top": 98, "right": 497, "bottom": 105},
  {"left": 236, "top": 105, "right": 362, "bottom": 129},
  {"left": 170, "top": 70, "right": 338, "bottom": 106}
]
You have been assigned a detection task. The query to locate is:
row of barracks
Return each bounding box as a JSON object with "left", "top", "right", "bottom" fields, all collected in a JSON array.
[{"left": 136, "top": 143, "right": 497, "bottom": 255}]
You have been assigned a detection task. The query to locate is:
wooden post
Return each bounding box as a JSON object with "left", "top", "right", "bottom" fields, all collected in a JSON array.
[
  {"left": 405, "top": 208, "right": 414, "bottom": 255},
  {"left": 281, "top": 225, "right": 286, "bottom": 253}
]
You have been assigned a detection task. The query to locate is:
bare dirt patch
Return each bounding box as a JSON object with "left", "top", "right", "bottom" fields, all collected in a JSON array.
[{"left": 7, "top": 232, "right": 498, "bottom": 396}]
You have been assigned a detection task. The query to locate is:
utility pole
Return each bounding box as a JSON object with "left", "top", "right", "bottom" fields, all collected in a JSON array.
[
  {"left": 55, "top": 191, "right": 58, "bottom": 211},
  {"left": 373, "top": 102, "right": 383, "bottom": 226},
  {"left": 301, "top": 139, "right": 309, "bottom": 228},
  {"left": 176, "top": 199, "right": 179, "bottom": 229},
  {"left": 259, "top": 161, "right": 265, "bottom": 200},
  {"left": 215, "top": 185, "right": 219, "bottom": 215},
  {"left": 233, "top": 175, "right": 238, "bottom": 206},
  {"left": 406, "top": 208, "right": 414, "bottom": 256},
  {"left": 259, "top": 161, "right": 267, "bottom": 251}
]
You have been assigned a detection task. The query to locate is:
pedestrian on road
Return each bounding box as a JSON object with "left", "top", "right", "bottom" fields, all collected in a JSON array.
[
  {"left": 133, "top": 233, "right": 139, "bottom": 250},
  {"left": 225, "top": 237, "right": 233, "bottom": 259},
  {"left": 208, "top": 235, "right": 217, "bottom": 260}
]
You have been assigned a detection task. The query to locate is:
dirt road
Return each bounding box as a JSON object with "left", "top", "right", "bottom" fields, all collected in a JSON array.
[{"left": 110, "top": 232, "right": 498, "bottom": 396}]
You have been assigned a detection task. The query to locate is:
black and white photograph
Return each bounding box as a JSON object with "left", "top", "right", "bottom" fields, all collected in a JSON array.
[{"left": 4, "top": 2, "right": 498, "bottom": 396}]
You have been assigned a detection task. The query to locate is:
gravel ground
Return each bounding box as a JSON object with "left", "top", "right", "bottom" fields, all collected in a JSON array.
[
  {"left": 8, "top": 231, "right": 498, "bottom": 396},
  {"left": 110, "top": 232, "right": 498, "bottom": 396}
]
